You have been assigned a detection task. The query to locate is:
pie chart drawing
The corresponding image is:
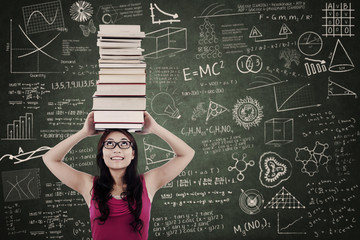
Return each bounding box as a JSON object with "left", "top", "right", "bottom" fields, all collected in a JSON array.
[{"left": 297, "top": 31, "right": 323, "bottom": 56}]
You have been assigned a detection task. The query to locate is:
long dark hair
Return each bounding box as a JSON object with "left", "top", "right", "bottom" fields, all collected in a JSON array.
[{"left": 92, "top": 129, "right": 143, "bottom": 233}]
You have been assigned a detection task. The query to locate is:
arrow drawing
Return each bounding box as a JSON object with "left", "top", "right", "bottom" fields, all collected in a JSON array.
[{"left": 304, "top": 58, "right": 326, "bottom": 64}]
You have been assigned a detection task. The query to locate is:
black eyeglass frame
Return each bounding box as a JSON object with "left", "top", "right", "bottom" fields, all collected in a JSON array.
[{"left": 102, "top": 140, "right": 133, "bottom": 149}]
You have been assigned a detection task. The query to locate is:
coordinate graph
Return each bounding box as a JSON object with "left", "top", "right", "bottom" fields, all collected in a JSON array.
[
  {"left": 10, "top": 19, "right": 62, "bottom": 73},
  {"left": 2, "top": 168, "right": 41, "bottom": 202},
  {"left": 22, "top": 0, "right": 65, "bottom": 34}
]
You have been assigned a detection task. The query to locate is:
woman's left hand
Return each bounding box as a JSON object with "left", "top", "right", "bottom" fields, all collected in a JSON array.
[{"left": 137, "top": 111, "right": 159, "bottom": 135}]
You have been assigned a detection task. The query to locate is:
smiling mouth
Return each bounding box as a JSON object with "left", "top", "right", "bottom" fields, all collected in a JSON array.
[{"left": 110, "top": 157, "right": 124, "bottom": 160}]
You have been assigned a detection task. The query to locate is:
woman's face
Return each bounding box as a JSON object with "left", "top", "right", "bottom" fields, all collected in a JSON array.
[{"left": 102, "top": 131, "right": 135, "bottom": 171}]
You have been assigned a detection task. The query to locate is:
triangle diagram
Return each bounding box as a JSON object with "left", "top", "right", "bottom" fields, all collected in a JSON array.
[
  {"left": 328, "top": 79, "right": 357, "bottom": 97},
  {"left": 279, "top": 23, "right": 292, "bottom": 35},
  {"left": 329, "top": 39, "right": 354, "bottom": 72},
  {"left": 206, "top": 100, "right": 228, "bottom": 122},
  {"left": 143, "top": 140, "right": 176, "bottom": 165},
  {"left": 264, "top": 187, "right": 305, "bottom": 209},
  {"left": 249, "top": 26, "right": 263, "bottom": 38}
]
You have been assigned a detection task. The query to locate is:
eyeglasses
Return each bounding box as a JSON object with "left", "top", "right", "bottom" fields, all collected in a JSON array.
[{"left": 103, "top": 140, "right": 133, "bottom": 149}]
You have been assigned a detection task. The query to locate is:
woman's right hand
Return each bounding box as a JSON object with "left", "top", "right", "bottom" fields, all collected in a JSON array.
[{"left": 81, "top": 112, "right": 100, "bottom": 136}]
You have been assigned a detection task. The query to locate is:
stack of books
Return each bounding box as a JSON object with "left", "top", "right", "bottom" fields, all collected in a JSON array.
[{"left": 93, "top": 25, "right": 146, "bottom": 132}]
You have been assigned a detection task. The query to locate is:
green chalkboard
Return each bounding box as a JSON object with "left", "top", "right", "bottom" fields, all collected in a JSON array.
[{"left": 0, "top": 0, "right": 359, "bottom": 239}]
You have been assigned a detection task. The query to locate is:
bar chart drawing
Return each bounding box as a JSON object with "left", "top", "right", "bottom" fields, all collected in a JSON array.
[{"left": 3, "top": 113, "right": 35, "bottom": 140}]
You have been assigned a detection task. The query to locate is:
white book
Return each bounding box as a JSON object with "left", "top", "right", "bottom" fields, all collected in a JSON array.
[
  {"left": 98, "top": 38, "right": 142, "bottom": 43},
  {"left": 94, "top": 111, "right": 144, "bottom": 123},
  {"left": 97, "top": 31, "right": 145, "bottom": 38},
  {"left": 95, "top": 123, "right": 143, "bottom": 132},
  {"left": 97, "top": 40, "right": 141, "bottom": 48},
  {"left": 92, "top": 96, "right": 146, "bottom": 110},
  {"left": 99, "top": 24, "right": 141, "bottom": 33},
  {"left": 100, "top": 55, "right": 145, "bottom": 60},
  {"left": 95, "top": 83, "right": 146, "bottom": 96},
  {"left": 99, "top": 68, "right": 145, "bottom": 74},
  {"left": 99, "top": 63, "right": 146, "bottom": 68},
  {"left": 100, "top": 49, "right": 144, "bottom": 56},
  {"left": 99, "top": 48, "right": 144, "bottom": 53},
  {"left": 98, "top": 59, "right": 143, "bottom": 64},
  {"left": 98, "top": 74, "right": 146, "bottom": 83}
]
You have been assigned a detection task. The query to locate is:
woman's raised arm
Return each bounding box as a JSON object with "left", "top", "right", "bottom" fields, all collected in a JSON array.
[
  {"left": 42, "top": 112, "right": 98, "bottom": 206},
  {"left": 140, "top": 112, "right": 195, "bottom": 201}
]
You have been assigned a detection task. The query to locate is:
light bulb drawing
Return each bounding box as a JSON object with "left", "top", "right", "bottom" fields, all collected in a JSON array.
[{"left": 151, "top": 92, "right": 181, "bottom": 119}]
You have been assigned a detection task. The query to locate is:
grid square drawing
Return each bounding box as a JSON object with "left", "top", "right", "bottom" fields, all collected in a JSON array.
[
  {"left": 322, "top": 2, "right": 355, "bottom": 37},
  {"left": 22, "top": 0, "right": 65, "bottom": 34}
]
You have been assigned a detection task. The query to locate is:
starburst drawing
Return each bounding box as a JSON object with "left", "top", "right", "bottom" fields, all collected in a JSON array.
[
  {"left": 232, "top": 96, "right": 263, "bottom": 130},
  {"left": 70, "top": 1, "right": 93, "bottom": 22}
]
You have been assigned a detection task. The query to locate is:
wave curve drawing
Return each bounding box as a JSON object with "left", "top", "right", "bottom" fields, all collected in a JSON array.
[
  {"left": 22, "top": 0, "right": 65, "bottom": 34},
  {"left": 26, "top": 8, "right": 58, "bottom": 26}
]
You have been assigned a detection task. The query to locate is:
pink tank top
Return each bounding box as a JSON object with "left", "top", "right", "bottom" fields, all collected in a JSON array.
[{"left": 89, "top": 175, "right": 151, "bottom": 240}]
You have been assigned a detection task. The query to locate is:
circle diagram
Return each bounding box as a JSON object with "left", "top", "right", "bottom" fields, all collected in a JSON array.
[
  {"left": 297, "top": 31, "right": 323, "bottom": 56},
  {"left": 236, "top": 55, "right": 263, "bottom": 73},
  {"left": 232, "top": 96, "right": 263, "bottom": 130},
  {"left": 239, "top": 189, "right": 264, "bottom": 215}
]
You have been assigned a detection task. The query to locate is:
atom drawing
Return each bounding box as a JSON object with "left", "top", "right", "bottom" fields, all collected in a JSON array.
[{"left": 232, "top": 96, "right": 263, "bottom": 130}]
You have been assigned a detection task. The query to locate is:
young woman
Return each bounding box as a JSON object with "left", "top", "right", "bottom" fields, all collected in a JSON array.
[{"left": 42, "top": 111, "right": 195, "bottom": 240}]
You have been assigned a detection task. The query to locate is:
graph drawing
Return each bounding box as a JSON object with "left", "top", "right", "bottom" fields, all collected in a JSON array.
[
  {"left": 3, "top": 113, "right": 35, "bottom": 140},
  {"left": 2, "top": 168, "right": 41, "bottom": 202},
  {"left": 10, "top": 19, "right": 61, "bottom": 74},
  {"left": 22, "top": 0, "right": 65, "bottom": 34},
  {"left": 277, "top": 212, "right": 306, "bottom": 235},
  {"left": 150, "top": 3, "right": 180, "bottom": 24},
  {"left": 273, "top": 83, "right": 321, "bottom": 112}
]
